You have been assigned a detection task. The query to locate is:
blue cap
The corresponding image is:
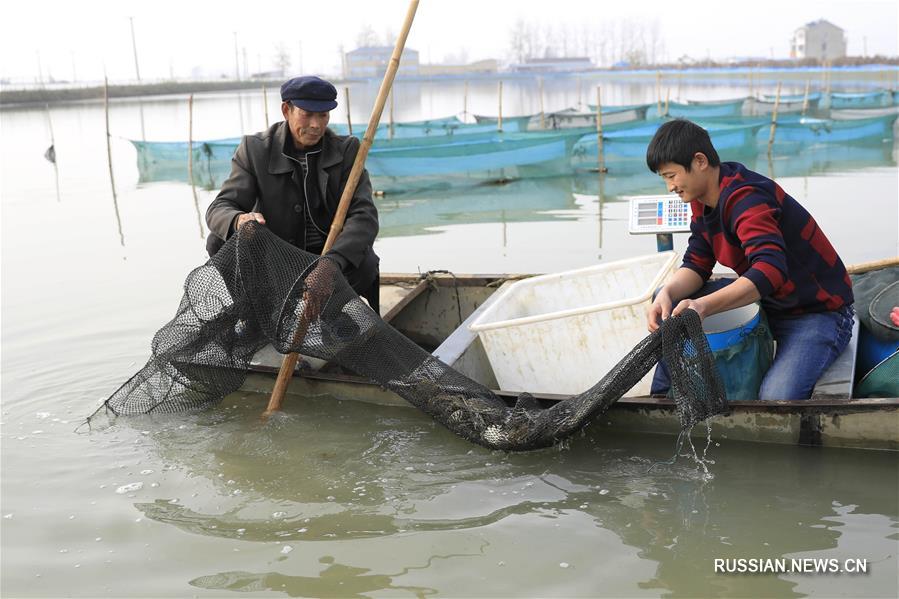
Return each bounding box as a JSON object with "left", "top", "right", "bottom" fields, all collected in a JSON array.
[{"left": 280, "top": 76, "right": 337, "bottom": 112}]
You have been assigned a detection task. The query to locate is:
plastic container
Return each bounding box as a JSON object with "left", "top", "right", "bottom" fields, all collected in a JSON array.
[
  {"left": 468, "top": 251, "right": 678, "bottom": 396},
  {"left": 702, "top": 303, "right": 773, "bottom": 400},
  {"left": 702, "top": 304, "right": 762, "bottom": 351}
]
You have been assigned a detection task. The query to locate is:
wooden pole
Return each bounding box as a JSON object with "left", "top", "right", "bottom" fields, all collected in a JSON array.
[
  {"left": 656, "top": 71, "right": 662, "bottom": 116},
  {"left": 846, "top": 256, "right": 899, "bottom": 274},
  {"left": 576, "top": 75, "right": 582, "bottom": 109},
  {"left": 596, "top": 85, "right": 604, "bottom": 173},
  {"left": 389, "top": 89, "right": 395, "bottom": 140},
  {"left": 44, "top": 103, "right": 60, "bottom": 202},
  {"left": 539, "top": 77, "right": 545, "bottom": 130},
  {"left": 801, "top": 79, "right": 810, "bottom": 116},
  {"left": 767, "top": 81, "right": 782, "bottom": 156},
  {"left": 104, "top": 76, "right": 124, "bottom": 246},
  {"left": 462, "top": 80, "right": 468, "bottom": 120},
  {"left": 262, "top": 85, "right": 269, "bottom": 128},
  {"left": 664, "top": 88, "right": 670, "bottom": 117},
  {"left": 344, "top": 86, "right": 353, "bottom": 136},
  {"left": 497, "top": 80, "right": 503, "bottom": 132},
  {"left": 188, "top": 94, "right": 203, "bottom": 238},
  {"left": 265, "top": 0, "right": 420, "bottom": 416}
]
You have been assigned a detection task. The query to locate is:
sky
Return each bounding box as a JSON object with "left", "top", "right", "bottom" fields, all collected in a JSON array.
[{"left": 1, "top": 0, "right": 896, "bottom": 84}]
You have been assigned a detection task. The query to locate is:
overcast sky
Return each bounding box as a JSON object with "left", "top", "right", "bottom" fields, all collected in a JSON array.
[{"left": 1, "top": 0, "right": 896, "bottom": 83}]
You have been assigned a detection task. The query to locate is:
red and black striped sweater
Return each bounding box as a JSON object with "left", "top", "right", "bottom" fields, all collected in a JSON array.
[{"left": 682, "top": 162, "right": 853, "bottom": 316}]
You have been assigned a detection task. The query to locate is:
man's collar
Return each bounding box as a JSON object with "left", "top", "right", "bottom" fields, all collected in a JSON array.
[{"left": 269, "top": 123, "right": 342, "bottom": 174}]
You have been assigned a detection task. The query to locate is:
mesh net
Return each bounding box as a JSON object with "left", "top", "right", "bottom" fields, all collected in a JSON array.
[{"left": 97, "top": 222, "right": 727, "bottom": 450}]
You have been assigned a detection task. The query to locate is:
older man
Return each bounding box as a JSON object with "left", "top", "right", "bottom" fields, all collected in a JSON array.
[{"left": 206, "top": 76, "right": 380, "bottom": 311}]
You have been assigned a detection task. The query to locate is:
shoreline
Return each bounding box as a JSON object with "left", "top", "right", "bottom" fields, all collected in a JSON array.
[{"left": 2, "top": 63, "right": 897, "bottom": 109}]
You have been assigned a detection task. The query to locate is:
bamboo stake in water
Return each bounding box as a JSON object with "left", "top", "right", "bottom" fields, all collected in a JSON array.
[
  {"left": 462, "top": 80, "right": 468, "bottom": 120},
  {"left": 389, "top": 89, "right": 395, "bottom": 140},
  {"left": 596, "top": 85, "right": 604, "bottom": 173},
  {"left": 538, "top": 77, "right": 545, "bottom": 130},
  {"left": 767, "top": 82, "right": 782, "bottom": 156},
  {"left": 262, "top": 85, "right": 269, "bottom": 128},
  {"left": 188, "top": 94, "right": 203, "bottom": 239},
  {"left": 44, "top": 103, "right": 60, "bottom": 202},
  {"left": 265, "top": 0, "right": 421, "bottom": 416},
  {"left": 665, "top": 88, "right": 670, "bottom": 117},
  {"left": 103, "top": 77, "right": 124, "bottom": 246},
  {"left": 656, "top": 71, "right": 662, "bottom": 116},
  {"left": 497, "top": 80, "right": 503, "bottom": 132},
  {"left": 576, "top": 76, "right": 582, "bottom": 109},
  {"left": 801, "top": 79, "right": 811, "bottom": 116},
  {"left": 344, "top": 86, "right": 353, "bottom": 136}
]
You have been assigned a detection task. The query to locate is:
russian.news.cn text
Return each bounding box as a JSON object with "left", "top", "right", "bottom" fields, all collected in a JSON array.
[{"left": 714, "top": 558, "right": 869, "bottom": 575}]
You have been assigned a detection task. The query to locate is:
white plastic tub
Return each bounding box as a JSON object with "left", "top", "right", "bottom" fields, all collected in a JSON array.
[{"left": 469, "top": 252, "right": 678, "bottom": 396}]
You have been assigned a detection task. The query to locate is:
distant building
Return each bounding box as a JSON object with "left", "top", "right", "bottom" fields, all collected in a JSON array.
[
  {"left": 344, "top": 46, "right": 420, "bottom": 78},
  {"left": 507, "top": 57, "right": 594, "bottom": 73},
  {"left": 791, "top": 19, "right": 846, "bottom": 61},
  {"left": 418, "top": 59, "right": 498, "bottom": 76}
]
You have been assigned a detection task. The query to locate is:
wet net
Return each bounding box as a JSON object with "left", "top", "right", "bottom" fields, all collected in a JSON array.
[{"left": 95, "top": 222, "right": 727, "bottom": 450}]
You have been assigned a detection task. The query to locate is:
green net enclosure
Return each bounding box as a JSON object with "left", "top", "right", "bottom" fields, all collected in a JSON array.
[{"left": 96, "top": 222, "right": 727, "bottom": 451}]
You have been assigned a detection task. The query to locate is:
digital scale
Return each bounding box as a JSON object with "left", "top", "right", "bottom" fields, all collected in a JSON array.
[
  {"left": 627, "top": 195, "right": 692, "bottom": 235},
  {"left": 627, "top": 195, "right": 691, "bottom": 252}
]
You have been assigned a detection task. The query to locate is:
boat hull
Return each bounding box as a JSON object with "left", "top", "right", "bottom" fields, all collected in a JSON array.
[{"left": 240, "top": 272, "right": 899, "bottom": 451}]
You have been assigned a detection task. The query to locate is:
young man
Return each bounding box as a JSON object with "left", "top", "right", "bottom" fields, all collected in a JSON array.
[
  {"left": 206, "top": 75, "right": 380, "bottom": 311},
  {"left": 645, "top": 119, "right": 854, "bottom": 400}
]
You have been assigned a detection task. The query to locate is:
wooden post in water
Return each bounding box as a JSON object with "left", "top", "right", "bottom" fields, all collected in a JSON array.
[
  {"left": 539, "top": 77, "right": 545, "bottom": 129},
  {"left": 344, "top": 87, "right": 353, "bottom": 136},
  {"left": 497, "top": 80, "right": 503, "bottom": 132},
  {"left": 656, "top": 71, "right": 662, "bottom": 116},
  {"left": 664, "top": 88, "right": 670, "bottom": 117},
  {"left": 389, "top": 89, "right": 395, "bottom": 140},
  {"left": 801, "top": 79, "right": 811, "bottom": 116},
  {"left": 262, "top": 85, "right": 269, "bottom": 128},
  {"left": 462, "top": 80, "right": 468, "bottom": 121},
  {"left": 103, "top": 76, "right": 124, "bottom": 246},
  {"left": 576, "top": 75, "right": 582, "bottom": 109},
  {"left": 44, "top": 103, "right": 60, "bottom": 202},
  {"left": 265, "top": 0, "right": 420, "bottom": 416},
  {"left": 748, "top": 68, "right": 754, "bottom": 99},
  {"left": 596, "top": 85, "right": 604, "bottom": 173},
  {"left": 187, "top": 94, "right": 204, "bottom": 238},
  {"left": 767, "top": 82, "right": 782, "bottom": 156}
]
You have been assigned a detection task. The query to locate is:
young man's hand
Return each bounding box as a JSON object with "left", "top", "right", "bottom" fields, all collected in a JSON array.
[
  {"left": 647, "top": 289, "right": 673, "bottom": 332},
  {"left": 671, "top": 297, "right": 710, "bottom": 321}
]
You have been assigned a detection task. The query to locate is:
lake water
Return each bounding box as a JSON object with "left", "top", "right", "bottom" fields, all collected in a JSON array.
[{"left": 2, "top": 78, "right": 898, "bottom": 597}]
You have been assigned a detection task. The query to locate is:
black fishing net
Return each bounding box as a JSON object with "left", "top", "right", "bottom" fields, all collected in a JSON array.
[{"left": 96, "top": 222, "right": 727, "bottom": 450}]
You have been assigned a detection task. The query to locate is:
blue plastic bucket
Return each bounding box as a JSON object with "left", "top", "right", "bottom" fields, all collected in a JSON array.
[{"left": 702, "top": 303, "right": 773, "bottom": 400}]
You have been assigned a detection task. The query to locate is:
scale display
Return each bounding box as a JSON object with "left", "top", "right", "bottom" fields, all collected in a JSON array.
[{"left": 627, "top": 195, "right": 692, "bottom": 235}]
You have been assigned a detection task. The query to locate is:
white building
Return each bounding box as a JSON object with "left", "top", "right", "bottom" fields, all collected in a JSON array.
[{"left": 791, "top": 20, "right": 846, "bottom": 61}]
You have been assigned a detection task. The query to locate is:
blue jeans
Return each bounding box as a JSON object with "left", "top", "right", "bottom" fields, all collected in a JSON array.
[{"left": 651, "top": 279, "right": 855, "bottom": 400}]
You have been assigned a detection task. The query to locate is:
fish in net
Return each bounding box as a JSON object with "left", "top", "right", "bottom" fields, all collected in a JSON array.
[{"left": 93, "top": 222, "right": 727, "bottom": 450}]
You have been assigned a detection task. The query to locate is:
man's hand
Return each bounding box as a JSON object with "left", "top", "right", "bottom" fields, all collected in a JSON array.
[
  {"left": 671, "top": 297, "right": 709, "bottom": 321},
  {"left": 236, "top": 212, "right": 267, "bottom": 229},
  {"left": 302, "top": 257, "right": 339, "bottom": 322},
  {"left": 647, "top": 289, "right": 673, "bottom": 332}
]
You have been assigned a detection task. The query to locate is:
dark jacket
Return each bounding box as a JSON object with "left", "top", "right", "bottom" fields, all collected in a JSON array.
[{"left": 205, "top": 121, "right": 379, "bottom": 273}]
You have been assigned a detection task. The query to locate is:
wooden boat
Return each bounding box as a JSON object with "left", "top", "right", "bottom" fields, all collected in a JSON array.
[
  {"left": 570, "top": 120, "right": 765, "bottom": 168},
  {"left": 129, "top": 127, "right": 593, "bottom": 190},
  {"left": 746, "top": 95, "right": 822, "bottom": 115},
  {"left": 240, "top": 270, "right": 899, "bottom": 451},
  {"left": 474, "top": 105, "right": 648, "bottom": 131},
  {"left": 639, "top": 97, "right": 748, "bottom": 119},
  {"left": 829, "top": 105, "right": 899, "bottom": 120},
  {"left": 828, "top": 90, "right": 893, "bottom": 109}
]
